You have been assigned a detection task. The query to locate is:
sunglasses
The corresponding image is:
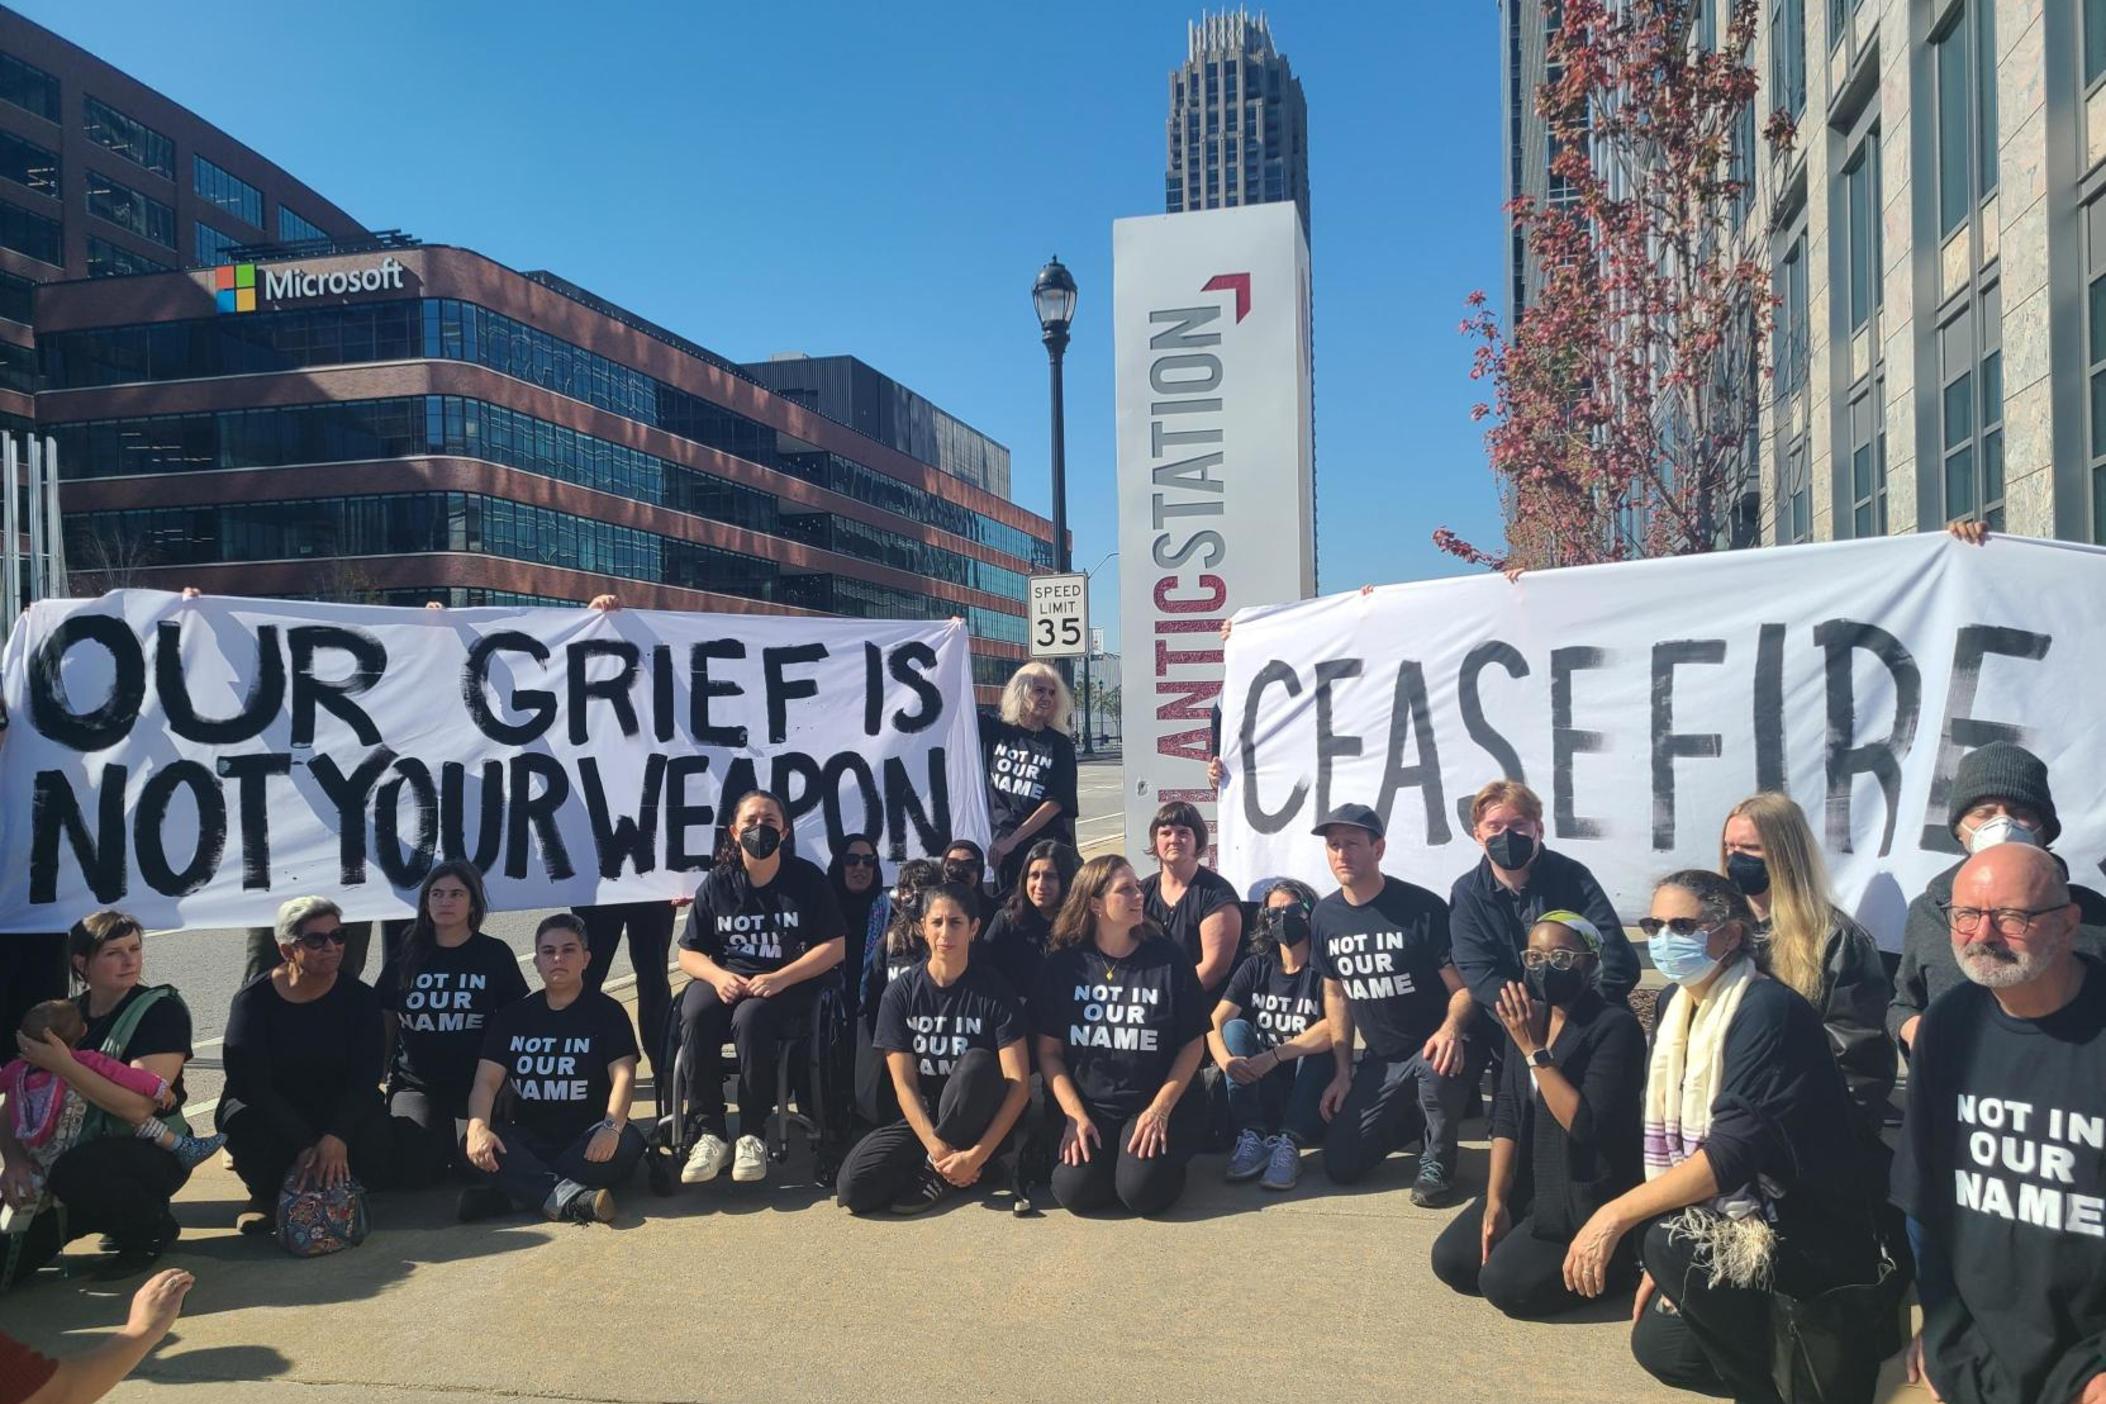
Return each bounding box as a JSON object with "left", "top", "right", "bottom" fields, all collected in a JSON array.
[
  {"left": 1636, "top": 917, "right": 1718, "bottom": 939},
  {"left": 293, "top": 929, "right": 348, "bottom": 950},
  {"left": 842, "top": 854, "right": 879, "bottom": 869}
]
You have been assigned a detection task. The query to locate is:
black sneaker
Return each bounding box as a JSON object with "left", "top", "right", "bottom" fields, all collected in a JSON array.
[
  {"left": 563, "top": 1187, "right": 616, "bottom": 1224},
  {"left": 1411, "top": 1159, "right": 1458, "bottom": 1209},
  {"left": 888, "top": 1164, "right": 951, "bottom": 1217},
  {"left": 456, "top": 1186, "right": 512, "bottom": 1223}
]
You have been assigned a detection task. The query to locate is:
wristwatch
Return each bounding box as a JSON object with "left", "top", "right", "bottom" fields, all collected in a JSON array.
[{"left": 1528, "top": 1048, "right": 1555, "bottom": 1069}]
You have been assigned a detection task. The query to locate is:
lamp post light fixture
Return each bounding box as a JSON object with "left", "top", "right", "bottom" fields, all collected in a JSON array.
[{"left": 1032, "top": 255, "right": 1077, "bottom": 579}]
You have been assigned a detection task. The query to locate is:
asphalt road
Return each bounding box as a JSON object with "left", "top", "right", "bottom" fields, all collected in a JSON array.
[{"left": 148, "top": 756, "right": 1131, "bottom": 1115}]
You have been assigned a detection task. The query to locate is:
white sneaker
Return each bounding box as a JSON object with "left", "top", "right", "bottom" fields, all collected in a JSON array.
[
  {"left": 681, "top": 1133, "right": 730, "bottom": 1185},
  {"left": 731, "top": 1134, "right": 768, "bottom": 1183}
]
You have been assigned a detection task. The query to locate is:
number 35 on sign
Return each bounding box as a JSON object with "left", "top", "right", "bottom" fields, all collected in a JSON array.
[{"left": 1028, "top": 573, "right": 1089, "bottom": 658}]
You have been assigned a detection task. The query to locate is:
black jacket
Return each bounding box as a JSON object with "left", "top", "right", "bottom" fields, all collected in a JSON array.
[
  {"left": 1449, "top": 849, "right": 1640, "bottom": 1011},
  {"left": 1490, "top": 989, "right": 1646, "bottom": 1239},
  {"left": 1887, "top": 857, "right": 2106, "bottom": 1044},
  {"left": 1753, "top": 908, "right": 1896, "bottom": 1142}
]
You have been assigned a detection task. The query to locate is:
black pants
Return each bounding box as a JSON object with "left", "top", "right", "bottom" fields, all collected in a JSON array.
[
  {"left": 242, "top": 920, "right": 408, "bottom": 986},
  {"left": 835, "top": 1048, "right": 1008, "bottom": 1214},
  {"left": 0, "top": 932, "right": 67, "bottom": 1038},
  {"left": 1630, "top": 1210, "right": 1882, "bottom": 1404},
  {"left": 385, "top": 1086, "right": 462, "bottom": 1188},
  {"left": 676, "top": 980, "right": 815, "bottom": 1140},
  {"left": 482, "top": 1119, "right": 645, "bottom": 1216},
  {"left": 7, "top": 1137, "right": 190, "bottom": 1277},
  {"left": 1049, "top": 1094, "right": 1199, "bottom": 1217},
  {"left": 575, "top": 902, "right": 673, "bottom": 1076},
  {"left": 1430, "top": 1194, "right": 1633, "bottom": 1320},
  {"left": 216, "top": 1092, "right": 406, "bottom": 1203},
  {"left": 1322, "top": 1050, "right": 1468, "bottom": 1185}
]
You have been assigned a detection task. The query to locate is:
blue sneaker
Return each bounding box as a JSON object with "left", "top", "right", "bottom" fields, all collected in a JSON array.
[
  {"left": 1226, "top": 1128, "right": 1268, "bottom": 1182},
  {"left": 1259, "top": 1135, "right": 1301, "bottom": 1191}
]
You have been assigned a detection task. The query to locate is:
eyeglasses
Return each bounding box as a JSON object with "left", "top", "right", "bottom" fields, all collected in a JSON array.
[
  {"left": 294, "top": 929, "right": 348, "bottom": 950},
  {"left": 1939, "top": 903, "right": 2069, "bottom": 938},
  {"left": 1521, "top": 949, "right": 1593, "bottom": 971},
  {"left": 842, "top": 854, "right": 879, "bottom": 868},
  {"left": 1637, "top": 917, "right": 1718, "bottom": 939}
]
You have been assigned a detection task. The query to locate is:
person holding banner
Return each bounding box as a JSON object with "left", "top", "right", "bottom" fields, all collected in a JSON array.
[
  {"left": 1448, "top": 781, "right": 1638, "bottom": 1012},
  {"left": 981, "top": 663, "right": 1079, "bottom": 893},
  {"left": 1140, "top": 801, "right": 1244, "bottom": 1001},
  {"left": 1888, "top": 742, "right": 2106, "bottom": 1053},
  {"left": 1308, "top": 804, "right": 1475, "bottom": 1207},
  {"left": 460, "top": 914, "right": 643, "bottom": 1225},
  {"left": 375, "top": 862, "right": 530, "bottom": 1185},
  {"left": 674, "top": 790, "right": 846, "bottom": 1188},
  {"left": 217, "top": 897, "right": 408, "bottom": 1233},
  {"left": 1563, "top": 871, "right": 1885, "bottom": 1404},
  {"left": 0, "top": 912, "right": 195, "bottom": 1282},
  {"left": 1719, "top": 793, "right": 1894, "bottom": 1141},
  {"left": 1033, "top": 856, "right": 1210, "bottom": 1216}
]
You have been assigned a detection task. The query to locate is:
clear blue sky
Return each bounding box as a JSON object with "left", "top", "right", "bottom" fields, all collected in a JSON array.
[{"left": 25, "top": 0, "right": 1509, "bottom": 642}]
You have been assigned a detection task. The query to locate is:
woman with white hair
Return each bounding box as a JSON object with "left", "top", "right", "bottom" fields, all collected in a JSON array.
[
  {"left": 218, "top": 895, "right": 406, "bottom": 1233},
  {"left": 981, "top": 662, "right": 1079, "bottom": 893}
]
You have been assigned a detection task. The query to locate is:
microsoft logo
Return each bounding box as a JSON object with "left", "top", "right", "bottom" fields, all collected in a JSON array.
[{"left": 214, "top": 262, "right": 257, "bottom": 314}]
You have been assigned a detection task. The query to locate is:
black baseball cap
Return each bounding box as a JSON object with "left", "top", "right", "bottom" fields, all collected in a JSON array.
[{"left": 1312, "top": 803, "right": 1385, "bottom": 840}]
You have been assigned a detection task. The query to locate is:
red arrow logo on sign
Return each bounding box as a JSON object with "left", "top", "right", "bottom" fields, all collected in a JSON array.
[{"left": 1202, "top": 272, "right": 1251, "bottom": 322}]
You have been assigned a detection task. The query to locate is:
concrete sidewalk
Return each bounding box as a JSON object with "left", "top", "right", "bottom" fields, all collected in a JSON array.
[{"left": 5, "top": 982, "right": 1929, "bottom": 1404}]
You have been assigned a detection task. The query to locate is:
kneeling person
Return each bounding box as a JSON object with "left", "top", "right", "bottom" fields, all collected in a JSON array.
[
  {"left": 835, "top": 884, "right": 1032, "bottom": 1215},
  {"left": 462, "top": 915, "right": 644, "bottom": 1224}
]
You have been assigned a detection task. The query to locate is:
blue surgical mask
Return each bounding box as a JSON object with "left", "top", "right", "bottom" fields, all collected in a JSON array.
[{"left": 1648, "top": 927, "right": 1722, "bottom": 987}]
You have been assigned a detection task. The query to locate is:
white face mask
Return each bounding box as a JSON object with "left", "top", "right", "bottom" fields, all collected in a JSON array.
[{"left": 1967, "top": 815, "right": 2042, "bottom": 854}]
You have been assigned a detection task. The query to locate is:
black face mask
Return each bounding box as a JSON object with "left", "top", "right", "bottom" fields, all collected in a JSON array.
[
  {"left": 1268, "top": 907, "right": 1311, "bottom": 948},
  {"left": 1486, "top": 829, "right": 1537, "bottom": 871},
  {"left": 943, "top": 863, "right": 981, "bottom": 889},
  {"left": 739, "top": 824, "right": 782, "bottom": 861},
  {"left": 1726, "top": 851, "right": 1770, "bottom": 897},
  {"left": 1526, "top": 963, "right": 1588, "bottom": 1007}
]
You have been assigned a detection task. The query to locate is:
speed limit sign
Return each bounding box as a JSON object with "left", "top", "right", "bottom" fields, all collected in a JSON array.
[{"left": 1027, "top": 573, "right": 1089, "bottom": 658}]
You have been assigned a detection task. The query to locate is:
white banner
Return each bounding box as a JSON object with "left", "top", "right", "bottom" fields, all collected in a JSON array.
[
  {"left": 1113, "top": 202, "right": 1315, "bottom": 858},
  {"left": 1218, "top": 534, "right": 2106, "bottom": 950},
  {"left": 0, "top": 592, "right": 990, "bottom": 932}
]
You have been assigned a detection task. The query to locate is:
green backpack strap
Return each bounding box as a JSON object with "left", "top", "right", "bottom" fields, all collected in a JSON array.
[{"left": 79, "top": 985, "right": 192, "bottom": 1144}]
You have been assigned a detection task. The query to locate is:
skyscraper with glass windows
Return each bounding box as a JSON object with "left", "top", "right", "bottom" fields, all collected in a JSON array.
[{"left": 1164, "top": 9, "right": 1310, "bottom": 234}]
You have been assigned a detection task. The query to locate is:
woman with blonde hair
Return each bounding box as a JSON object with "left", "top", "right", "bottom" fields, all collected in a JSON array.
[
  {"left": 1718, "top": 792, "right": 1894, "bottom": 1141},
  {"left": 981, "top": 662, "right": 1079, "bottom": 892}
]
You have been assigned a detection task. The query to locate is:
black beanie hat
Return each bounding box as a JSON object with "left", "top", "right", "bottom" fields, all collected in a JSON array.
[{"left": 1948, "top": 741, "right": 2060, "bottom": 845}]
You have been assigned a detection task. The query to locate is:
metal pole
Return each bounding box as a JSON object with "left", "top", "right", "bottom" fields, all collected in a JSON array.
[
  {"left": 25, "top": 432, "right": 43, "bottom": 603},
  {"left": 1081, "top": 645, "right": 1093, "bottom": 755},
  {"left": 43, "top": 436, "right": 66, "bottom": 597},
  {"left": 1046, "top": 328, "right": 1072, "bottom": 688},
  {"left": 2, "top": 433, "right": 18, "bottom": 626}
]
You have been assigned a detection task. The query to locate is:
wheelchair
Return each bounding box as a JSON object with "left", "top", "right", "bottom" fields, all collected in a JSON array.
[{"left": 644, "top": 973, "right": 852, "bottom": 1194}]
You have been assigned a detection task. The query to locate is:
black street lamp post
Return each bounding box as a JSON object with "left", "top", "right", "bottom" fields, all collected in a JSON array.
[{"left": 1033, "top": 256, "right": 1078, "bottom": 685}]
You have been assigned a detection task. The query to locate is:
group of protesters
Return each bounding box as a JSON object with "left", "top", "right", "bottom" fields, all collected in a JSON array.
[{"left": 3, "top": 618, "right": 2103, "bottom": 1404}]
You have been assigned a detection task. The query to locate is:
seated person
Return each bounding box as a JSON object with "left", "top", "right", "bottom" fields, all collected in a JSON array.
[
  {"left": 1211, "top": 879, "right": 1332, "bottom": 1191},
  {"left": 217, "top": 896, "right": 406, "bottom": 1232},
  {"left": 855, "top": 859, "right": 942, "bottom": 1128},
  {"left": 375, "top": 861, "right": 529, "bottom": 1185},
  {"left": 460, "top": 915, "right": 644, "bottom": 1225},
  {"left": 675, "top": 789, "right": 846, "bottom": 1187},
  {"left": 940, "top": 840, "right": 995, "bottom": 926},
  {"left": 979, "top": 841, "right": 1080, "bottom": 1001},
  {"left": 1430, "top": 913, "right": 1644, "bottom": 1319},
  {"left": 1033, "top": 857, "right": 1210, "bottom": 1217},
  {"left": 835, "top": 884, "right": 1031, "bottom": 1215}
]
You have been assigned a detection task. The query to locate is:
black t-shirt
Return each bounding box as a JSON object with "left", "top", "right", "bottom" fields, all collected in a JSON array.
[
  {"left": 981, "top": 903, "right": 1054, "bottom": 1002},
  {"left": 1031, "top": 935, "right": 1209, "bottom": 1121},
  {"left": 221, "top": 974, "right": 383, "bottom": 1142},
  {"left": 376, "top": 934, "right": 531, "bottom": 1112},
  {"left": 679, "top": 856, "right": 845, "bottom": 977},
  {"left": 478, "top": 989, "right": 640, "bottom": 1146},
  {"left": 1141, "top": 867, "right": 1242, "bottom": 995},
  {"left": 1221, "top": 953, "right": 1324, "bottom": 1051},
  {"left": 1311, "top": 878, "right": 1456, "bottom": 1060},
  {"left": 1895, "top": 960, "right": 2106, "bottom": 1404},
  {"left": 75, "top": 984, "right": 192, "bottom": 1106},
  {"left": 981, "top": 717, "right": 1078, "bottom": 845},
  {"left": 873, "top": 960, "right": 1025, "bottom": 1108}
]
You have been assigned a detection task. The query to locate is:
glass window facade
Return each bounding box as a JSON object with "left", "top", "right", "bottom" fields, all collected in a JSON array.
[
  {"left": 1843, "top": 132, "right": 1882, "bottom": 333},
  {"left": 83, "top": 96, "right": 174, "bottom": 179},
  {"left": 86, "top": 169, "right": 175, "bottom": 249},
  {"left": 1770, "top": 0, "right": 1804, "bottom": 120},
  {"left": 1940, "top": 290, "right": 2004, "bottom": 528},
  {"left": 0, "top": 52, "right": 59, "bottom": 123},
  {"left": 0, "top": 197, "right": 60, "bottom": 265},
  {"left": 0, "top": 339, "right": 33, "bottom": 394},
  {"left": 193, "top": 154, "right": 263, "bottom": 228},
  {"left": 2089, "top": 0, "right": 2106, "bottom": 89},
  {"left": 277, "top": 204, "right": 329, "bottom": 243},
  {"left": 0, "top": 267, "right": 33, "bottom": 324},
  {"left": 1934, "top": 4, "right": 1997, "bottom": 238},
  {"left": 85, "top": 236, "right": 169, "bottom": 278},
  {"left": 194, "top": 221, "right": 242, "bottom": 267},
  {"left": 0, "top": 128, "right": 58, "bottom": 198}
]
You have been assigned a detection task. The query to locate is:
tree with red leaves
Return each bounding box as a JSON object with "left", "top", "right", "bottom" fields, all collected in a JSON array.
[{"left": 1439, "top": 0, "right": 1797, "bottom": 571}]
